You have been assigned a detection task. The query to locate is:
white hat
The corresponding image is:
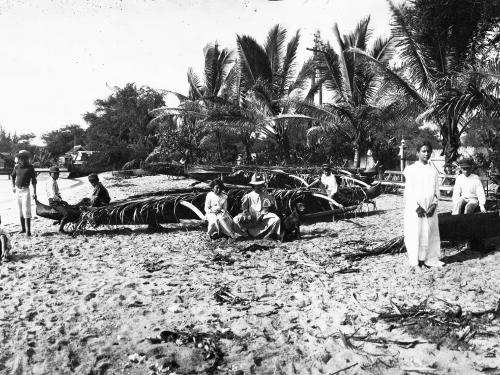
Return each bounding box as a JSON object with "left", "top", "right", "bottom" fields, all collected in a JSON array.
[{"left": 249, "top": 174, "right": 266, "bottom": 186}]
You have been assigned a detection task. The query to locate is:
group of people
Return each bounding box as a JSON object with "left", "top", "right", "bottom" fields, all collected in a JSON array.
[
  {"left": 10, "top": 150, "right": 111, "bottom": 236},
  {"left": 3, "top": 146, "right": 490, "bottom": 267},
  {"left": 403, "top": 142, "right": 487, "bottom": 269},
  {"left": 204, "top": 175, "right": 282, "bottom": 240}
]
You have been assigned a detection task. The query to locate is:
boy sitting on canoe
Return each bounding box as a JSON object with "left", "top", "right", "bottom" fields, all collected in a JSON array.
[{"left": 452, "top": 158, "right": 486, "bottom": 215}]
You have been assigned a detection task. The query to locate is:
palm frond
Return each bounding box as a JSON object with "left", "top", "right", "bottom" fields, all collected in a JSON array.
[
  {"left": 288, "top": 57, "right": 315, "bottom": 95},
  {"left": 237, "top": 34, "right": 273, "bottom": 91},
  {"left": 278, "top": 30, "right": 300, "bottom": 98},
  {"left": 264, "top": 24, "right": 287, "bottom": 79},
  {"left": 388, "top": 0, "right": 436, "bottom": 98},
  {"left": 187, "top": 68, "right": 204, "bottom": 99}
]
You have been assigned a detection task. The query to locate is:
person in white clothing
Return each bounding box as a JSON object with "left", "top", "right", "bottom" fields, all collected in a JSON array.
[
  {"left": 320, "top": 164, "right": 338, "bottom": 198},
  {"left": 403, "top": 142, "right": 444, "bottom": 268},
  {"left": 204, "top": 179, "right": 237, "bottom": 240},
  {"left": 452, "top": 158, "right": 486, "bottom": 215}
]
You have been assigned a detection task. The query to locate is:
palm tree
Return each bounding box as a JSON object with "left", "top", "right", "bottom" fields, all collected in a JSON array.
[
  {"left": 234, "top": 24, "right": 319, "bottom": 162},
  {"left": 302, "top": 17, "right": 402, "bottom": 168},
  {"left": 149, "top": 43, "right": 235, "bottom": 163},
  {"left": 348, "top": 0, "right": 500, "bottom": 163}
]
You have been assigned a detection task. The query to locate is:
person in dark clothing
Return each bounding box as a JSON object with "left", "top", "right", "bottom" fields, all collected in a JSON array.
[
  {"left": 11, "top": 150, "right": 37, "bottom": 236},
  {"left": 88, "top": 173, "right": 111, "bottom": 207}
]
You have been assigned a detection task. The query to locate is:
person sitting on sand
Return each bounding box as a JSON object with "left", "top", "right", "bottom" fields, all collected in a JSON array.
[
  {"left": 46, "top": 166, "right": 72, "bottom": 234},
  {"left": 204, "top": 179, "right": 237, "bottom": 240},
  {"left": 11, "top": 150, "right": 37, "bottom": 236},
  {"left": 452, "top": 158, "right": 486, "bottom": 215},
  {"left": 79, "top": 173, "right": 111, "bottom": 207},
  {"left": 233, "top": 175, "right": 281, "bottom": 240},
  {"left": 403, "top": 141, "right": 443, "bottom": 268},
  {"left": 0, "top": 215, "right": 12, "bottom": 263}
]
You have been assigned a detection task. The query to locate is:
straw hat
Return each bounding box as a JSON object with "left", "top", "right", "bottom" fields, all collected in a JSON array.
[
  {"left": 49, "top": 166, "right": 60, "bottom": 173},
  {"left": 322, "top": 164, "right": 331, "bottom": 170},
  {"left": 249, "top": 174, "right": 266, "bottom": 186},
  {"left": 458, "top": 158, "right": 474, "bottom": 168}
]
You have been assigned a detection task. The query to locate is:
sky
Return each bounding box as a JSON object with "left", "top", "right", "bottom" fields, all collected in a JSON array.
[{"left": 0, "top": 0, "right": 395, "bottom": 144}]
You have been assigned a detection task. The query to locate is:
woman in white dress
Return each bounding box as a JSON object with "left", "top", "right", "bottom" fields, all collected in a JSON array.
[{"left": 204, "top": 179, "right": 237, "bottom": 239}]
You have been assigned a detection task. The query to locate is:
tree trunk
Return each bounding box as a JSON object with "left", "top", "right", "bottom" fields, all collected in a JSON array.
[
  {"left": 243, "top": 136, "right": 252, "bottom": 164},
  {"left": 440, "top": 117, "right": 460, "bottom": 164},
  {"left": 353, "top": 146, "right": 360, "bottom": 168},
  {"left": 276, "top": 128, "right": 291, "bottom": 164}
]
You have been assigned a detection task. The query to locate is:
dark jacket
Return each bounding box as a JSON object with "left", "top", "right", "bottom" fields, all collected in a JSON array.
[{"left": 91, "top": 182, "right": 111, "bottom": 207}]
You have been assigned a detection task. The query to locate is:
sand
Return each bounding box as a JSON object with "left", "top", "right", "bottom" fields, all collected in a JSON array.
[{"left": 0, "top": 173, "right": 499, "bottom": 375}]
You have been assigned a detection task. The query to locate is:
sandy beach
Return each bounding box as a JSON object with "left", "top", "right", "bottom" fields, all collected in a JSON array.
[{"left": 0, "top": 174, "right": 499, "bottom": 375}]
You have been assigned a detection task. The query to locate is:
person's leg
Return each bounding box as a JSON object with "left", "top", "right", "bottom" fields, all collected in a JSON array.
[
  {"left": 23, "top": 189, "right": 32, "bottom": 236},
  {"left": 262, "top": 214, "right": 281, "bottom": 240},
  {"left": 464, "top": 199, "right": 479, "bottom": 214},
  {"left": 53, "top": 204, "right": 69, "bottom": 233},
  {"left": 17, "top": 189, "right": 26, "bottom": 233},
  {"left": 452, "top": 197, "right": 467, "bottom": 215}
]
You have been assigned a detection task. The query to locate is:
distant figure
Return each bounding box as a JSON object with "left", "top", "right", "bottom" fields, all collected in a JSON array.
[
  {"left": 11, "top": 150, "right": 37, "bottom": 236},
  {"left": 452, "top": 158, "right": 486, "bottom": 215},
  {"left": 320, "top": 164, "right": 338, "bottom": 199},
  {"left": 236, "top": 154, "right": 243, "bottom": 166},
  {"left": 88, "top": 173, "right": 111, "bottom": 207},
  {"left": 233, "top": 175, "right": 281, "bottom": 240},
  {"left": 79, "top": 174, "right": 111, "bottom": 207},
  {"left": 403, "top": 142, "right": 443, "bottom": 268},
  {"left": 46, "top": 166, "right": 72, "bottom": 234},
  {"left": 204, "top": 179, "right": 237, "bottom": 240}
]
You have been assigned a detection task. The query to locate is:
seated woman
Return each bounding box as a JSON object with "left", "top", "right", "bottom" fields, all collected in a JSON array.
[{"left": 204, "top": 179, "right": 237, "bottom": 240}]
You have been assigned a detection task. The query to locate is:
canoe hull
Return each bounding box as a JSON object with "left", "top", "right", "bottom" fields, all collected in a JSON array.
[{"left": 438, "top": 211, "right": 500, "bottom": 241}]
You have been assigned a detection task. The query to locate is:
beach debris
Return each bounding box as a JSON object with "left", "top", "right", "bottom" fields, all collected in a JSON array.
[
  {"left": 239, "top": 243, "right": 273, "bottom": 254},
  {"left": 211, "top": 253, "right": 235, "bottom": 265},
  {"left": 345, "top": 236, "right": 405, "bottom": 260},
  {"left": 128, "top": 353, "right": 146, "bottom": 363},
  {"left": 213, "top": 286, "right": 248, "bottom": 305},
  {"left": 377, "top": 299, "right": 500, "bottom": 350}
]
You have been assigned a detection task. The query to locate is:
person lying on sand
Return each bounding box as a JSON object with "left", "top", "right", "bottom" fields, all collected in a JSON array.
[
  {"left": 403, "top": 141, "right": 444, "bottom": 269},
  {"left": 11, "top": 150, "right": 37, "bottom": 236},
  {"left": 78, "top": 174, "right": 111, "bottom": 207},
  {"left": 0, "top": 215, "right": 12, "bottom": 263},
  {"left": 46, "top": 166, "right": 73, "bottom": 234},
  {"left": 233, "top": 175, "right": 281, "bottom": 240},
  {"left": 204, "top": 179, "right": 237, "bottom": 240}
]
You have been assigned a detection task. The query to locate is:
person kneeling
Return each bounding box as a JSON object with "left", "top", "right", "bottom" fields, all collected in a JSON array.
[
  {"left": 46, "top": 166, "right": 71, "bottom": 234},
  {"left": 204, "top": 179, "right": 237, "bottom": 240},
  {"left": 233, "top": 175, "right": 281, "bottom": 240}
]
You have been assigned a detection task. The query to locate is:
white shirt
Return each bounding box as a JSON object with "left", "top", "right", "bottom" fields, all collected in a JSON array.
[
  {"left": 452, "top": 173, "right": 486, "bottom": 206},
  {"left": 45, "top": 178, "right": 62, "bottom": 201},
  {"left": 404, "top": 161, "right": 439, "bottom": 211},
  {"left": 320, "top": 173, "right": 338, "bottom": 195}
]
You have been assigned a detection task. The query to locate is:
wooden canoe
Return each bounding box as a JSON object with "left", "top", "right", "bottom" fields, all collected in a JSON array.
[{"left": 438, "top": 211, "right": 500, "bottom": 241}]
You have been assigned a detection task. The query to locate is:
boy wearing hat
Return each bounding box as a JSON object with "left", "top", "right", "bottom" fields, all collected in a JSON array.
[
  {"left": 46, "top": 166, "right": 71, "bottom": 233},
  {"left": 233, "top": 174, "right": 281, "bottom": 240},
  {"left": 452, "top": 158, "right": 486, "bottom": 215},
  {"left": 88, "top": 174, "right": 111, "bottom": 207},
  {"left": 11, "top": 150, "right": 37, "bottom": 236}
]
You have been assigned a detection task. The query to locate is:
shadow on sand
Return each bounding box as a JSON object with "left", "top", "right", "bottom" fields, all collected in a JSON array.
[{"left": 442, "top": 247, "right": 498, "bottom": 265}]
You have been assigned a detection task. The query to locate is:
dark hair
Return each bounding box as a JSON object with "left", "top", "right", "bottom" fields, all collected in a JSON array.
[
  {"left": 416, "top": 141, "right": 433, "bottom": 152},
  {"left": 210, "top": 179, "right": 224, "bottom": 190}
]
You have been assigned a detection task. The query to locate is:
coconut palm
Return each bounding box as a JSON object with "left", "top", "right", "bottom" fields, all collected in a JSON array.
[
  {"left": 233, "top": 24, "right": 320, "bottom": 162},
  {"left": 301, "top": 17, "right": 405, "bottom": 168},
  {"left": 347, "top": 1, "right": 500, "bottom": 163}
]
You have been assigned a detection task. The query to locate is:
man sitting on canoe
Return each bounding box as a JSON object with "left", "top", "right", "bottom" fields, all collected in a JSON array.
[
  {"left": 79, "top": 174, "right": 111, "bottom": 207},
  {"left": 46, "top": 166, "right": 75, "bottom": 234},
  {"left": 233, "top": 175, "right": 281, "bottom": 240},
  {"left": 452, "top": 158, "right": 486, "bottom": 215}
]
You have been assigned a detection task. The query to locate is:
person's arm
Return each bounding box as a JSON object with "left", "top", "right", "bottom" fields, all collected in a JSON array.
[
  {"left": 204, "top": 194, "right": 213, "bottom": 214},
  {"left": 222, "top": 195, "right": 228, "bottom": 212},
  {"left": 31, "top": 166, "right": 37, "bottom": 199},
  {"left": 477, "top": 178, "right": 486, "bottom": 212},
  {"left": 11, "top": 167, "right": 16, "bottom": 192},
  {"left": 452, "top": 175, "right": 462, "bottom": 206},
  {"left": 427, "top": 170, "right": 440, "bottom": 217}
]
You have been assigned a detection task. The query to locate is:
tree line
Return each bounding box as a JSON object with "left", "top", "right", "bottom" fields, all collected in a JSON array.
[{"left": 38, "top": 0, "right": 499, "bottom": 170}]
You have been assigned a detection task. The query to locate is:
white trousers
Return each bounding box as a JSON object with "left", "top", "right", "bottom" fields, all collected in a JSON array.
[{"left": 16, "top": 187, "right": 32, "bottom": 219}]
